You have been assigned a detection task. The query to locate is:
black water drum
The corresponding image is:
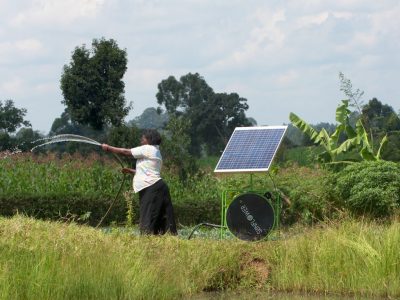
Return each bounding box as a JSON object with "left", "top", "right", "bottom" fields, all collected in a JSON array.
[{"left": 226, "top": 193, "right": 275, "bottom": 241}]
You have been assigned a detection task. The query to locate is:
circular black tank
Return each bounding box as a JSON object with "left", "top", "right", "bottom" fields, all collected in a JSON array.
[{"left": 226, "top": 193, "right": 275, "bottom": 241}]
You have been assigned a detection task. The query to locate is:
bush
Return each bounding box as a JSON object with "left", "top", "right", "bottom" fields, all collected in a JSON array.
[
  {"left": 274, "top": 165, "right": 333, "bottom": 225},
  {"left": 328, "top": 161, "right": 400, "bottom": 218}
]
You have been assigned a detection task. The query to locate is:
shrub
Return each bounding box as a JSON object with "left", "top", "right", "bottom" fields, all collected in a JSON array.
[
  {"left": 274, "top": 165, "right": 333, "bottom": 225},
  {"left": 328, "top": 161, "right": 400, "bottom": 218}
]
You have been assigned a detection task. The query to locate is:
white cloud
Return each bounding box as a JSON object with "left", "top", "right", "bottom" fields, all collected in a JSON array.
[
  {"left": 15, "top": 38, "right": 43, "bottom": 52},
  {"left": 370, "top": 4, "right": 400, "bottom": 37},
  {"left": 208, "top": 9, "right": 286, "bottom": 71},
  {"left": 34, "top": 82, "right": 57, "bottom": 93},
  {"left": 296, "top": 12, "right": 329, "bottom": 28},
  {"left": 357, "top": 55, "right": 381, "bottom": 68},
  {"left": 0, "top": 78, "right": 25, "bottom": 96},
  {"left": 126, "top": 68, "right": 169, "bottom": 90},
  {"left": 275, "top": 70, "right": 299, "bottom": 86},
  {"left": 0, "top": 39, "right": 44, "bottom": 64},
  {"left": 11, "top": 0, "right": 105, "bottom": 26},
  {"left": 1, "top": 1, "right": 400, "bottom": 132},
  {"left": 332, "top": 11, "right": 353, "bottom": 19}
]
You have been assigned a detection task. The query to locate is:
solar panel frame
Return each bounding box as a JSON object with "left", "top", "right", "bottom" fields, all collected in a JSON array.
[{"left": 214, "top": 126, "right": 287, "bottom": 173}]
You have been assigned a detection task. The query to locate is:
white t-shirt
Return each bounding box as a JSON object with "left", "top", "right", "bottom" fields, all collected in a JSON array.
[{"left": 130, "top": 145, "right": 162, "bottom": 193}]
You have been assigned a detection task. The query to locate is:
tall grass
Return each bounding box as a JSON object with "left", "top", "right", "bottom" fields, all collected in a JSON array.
[
  {"left": 1, "top": 216, "right": 399, "bottom": 299},
  {"left": 268, "top": 220, "right": 400, "bottom": 297}
]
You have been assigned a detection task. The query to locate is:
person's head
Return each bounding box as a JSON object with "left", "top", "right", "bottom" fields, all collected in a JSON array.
[{"left": 141, "top": 129, "right": 162, "bottom": 146}]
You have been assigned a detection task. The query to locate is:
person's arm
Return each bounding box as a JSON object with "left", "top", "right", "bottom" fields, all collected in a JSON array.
[
  {"left": 102, "top": 144, "right": 132, "bottom": 157},
  {"left": 121, "top": 168, "right": 135, "bottom": 175}
]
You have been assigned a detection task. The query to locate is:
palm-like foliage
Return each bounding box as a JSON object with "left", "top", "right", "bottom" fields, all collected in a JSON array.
[{"left": 289, "top": 100, "right": 387, "bottom": 163}]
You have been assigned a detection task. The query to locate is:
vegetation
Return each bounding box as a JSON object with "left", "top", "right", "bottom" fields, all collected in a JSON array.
[
  {"left": 0, "top": 99, "right": 37, "bottom": 151},
  {"left": 0, "top": 153, "right": 222, "bottom": 226},
  {"left": 3, "top": 150, "right": 400, "bottom": 227},
  {"left": 156, "top": 72, "right": 252, "bottom": 156},
  {"left": 327, "top": 161, "right": 400, "bottom": 218},
  {"left": 1, "top": 216, "right": 399, "bottom": 299},
  {"left": 60, "top": 38, "right": 131, "bottom": 130},
  {"left": 3, "top": 48, "right": 400, "bottom": 299},
  {"left": 130, "top": 107, "right": 169, "bottom": 129},
  {"left": 290, "top": 99, "right": 388, "bottom": 163},
  {"left": 0, "top": 99, "right": 31, "bottom": 133}
]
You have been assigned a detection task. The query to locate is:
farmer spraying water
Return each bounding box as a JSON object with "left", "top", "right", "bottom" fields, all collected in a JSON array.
[{"left": 102, "top": 129, "right": 177, "bottom": 235}]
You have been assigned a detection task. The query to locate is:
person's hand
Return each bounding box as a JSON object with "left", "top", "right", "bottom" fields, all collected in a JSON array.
[
  {"left": 102, "top": 144, "right": 109, "bottom": 152},
  {"left": 121, "top": 168, "right": 135, "bottom": 174}
]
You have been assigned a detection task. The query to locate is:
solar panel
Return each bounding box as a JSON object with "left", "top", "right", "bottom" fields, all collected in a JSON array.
[{"left": 214, "top": 126, "right": 287, "bottom": 173}]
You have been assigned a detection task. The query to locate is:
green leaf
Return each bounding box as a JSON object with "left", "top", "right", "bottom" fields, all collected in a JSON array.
[
  {"left": 318, "top": 128, "right": 331, "bottom": 150},
  {"left": 335, "top": 100, "right": 351, "bottom": 124},
  {"left": 330, "top": 124, "right": 344, "bottom": 143},
  {"left": 376, "top": 135, "right": 388, "bottom": 160},
  {"left": 360, "top": 147, "right": 376, "bottom": 161},
  {"left": 332, "top": 137, "right": 357, "bottom": 156},
  {"left": 345, "top": 124, "right": 357, "bottom": 139},
  {"left": 289, "top": 112, "right": 320, "bottom": 143}
]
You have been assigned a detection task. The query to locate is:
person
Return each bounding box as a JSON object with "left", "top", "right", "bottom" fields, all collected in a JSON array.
[{"left": 102, "top": 129, "right": 177, "bottom": 235}]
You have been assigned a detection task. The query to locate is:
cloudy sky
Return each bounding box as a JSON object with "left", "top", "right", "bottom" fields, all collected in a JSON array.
[{"left": 1, "top": 0, "right": 399, "bottom": 133}]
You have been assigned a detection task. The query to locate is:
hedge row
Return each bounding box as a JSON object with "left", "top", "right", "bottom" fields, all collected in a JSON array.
[{"left": 0, "top": 194, "right": 221, "bottom": 227}]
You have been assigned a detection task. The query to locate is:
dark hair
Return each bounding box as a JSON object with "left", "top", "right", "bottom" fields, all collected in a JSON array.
[{"left": 142, "top": 129, "right": 162, "bottom": 145}]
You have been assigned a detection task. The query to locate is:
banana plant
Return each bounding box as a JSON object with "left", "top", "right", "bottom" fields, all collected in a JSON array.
[{"left": 289, "top": 100, "right": 388, "bottom": 163}]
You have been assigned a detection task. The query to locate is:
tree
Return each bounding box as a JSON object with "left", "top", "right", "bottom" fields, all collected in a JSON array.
[
  {"left": 48, "top": 110, "right": 106, "bottom": 154},
  {"left": 129, "top": 107, "right": 168, "bottom": 129},
  {"left": 0, "top": 99, "right": 31, "bottom": 133},
  {"left": 361, "top": 98, "right": 400, "bottom": 162},
  {"left": 362, "top": 98, "right": 400, "bottom": 132},
  {"left": 14, "top": 128, "right": 43, "bottom": 151},
  {"left": 49, "top": 110, "right": 78, "bottom": 135},
  {"left": 156, "top": 73, "right": 251, "bottom": 155},
  {"left": 60, "top": 38, "right": 131, "bottom": 130},
  {"left": 199, "top": 92, "right": 251, "bottom": 154},
  {"left": 161, "top": 116, "right": 198, "bottom": 181}
]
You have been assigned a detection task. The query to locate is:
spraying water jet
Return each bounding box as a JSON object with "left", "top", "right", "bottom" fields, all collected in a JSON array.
[{"left": 29, "top": 134, "right": 127, "bottom": 228}]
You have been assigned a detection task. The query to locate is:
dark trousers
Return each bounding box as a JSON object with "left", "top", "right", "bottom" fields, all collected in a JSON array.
[{"left": 138, "top": 179, "right": 177, "bottom": 235}]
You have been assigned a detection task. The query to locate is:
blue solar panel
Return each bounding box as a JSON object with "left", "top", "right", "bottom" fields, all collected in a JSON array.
[{"left": 214, "top": 126, "right": 287, "bottom": 173}]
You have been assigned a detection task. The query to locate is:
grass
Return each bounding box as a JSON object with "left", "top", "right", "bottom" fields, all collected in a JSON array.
[{"left": 1, "top": 216, "right": 399, "bottom": 299}]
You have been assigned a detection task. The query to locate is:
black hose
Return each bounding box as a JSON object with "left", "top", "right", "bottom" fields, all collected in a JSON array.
[
  {"left": 95, "top": 173, "right": 127, "bottom": 229},
  {"left": 95, "top": 152, "right": 128, "bottom": 229},
  {"left": 188, "top": 222, "right": 223, "bottom": 240}
]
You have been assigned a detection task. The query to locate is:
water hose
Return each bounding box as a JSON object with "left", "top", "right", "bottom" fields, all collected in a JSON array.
[
  {"left": 95, "top": 152, "right": 128, "bottom": 228},
  {"left": 187, "top": 222, "right": 223, "bottom": 240},
  {"left": 29, "top": 135, "right": 130, "bottom": 229}
]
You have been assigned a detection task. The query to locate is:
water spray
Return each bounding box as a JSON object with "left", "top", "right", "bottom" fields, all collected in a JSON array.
[{"left": 30, "top": 134, "right": 128, "bottom": 228}]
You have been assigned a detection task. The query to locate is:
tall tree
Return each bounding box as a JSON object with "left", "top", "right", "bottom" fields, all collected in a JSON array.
[
  {"left": 129, "top": 107, "right": 168, "bottom": 129},
  {"left": 362, "top": 98, "right": 400, "bottom": 132},
  {"left": 200, "top": 92, "right": 251, "bottom": 154},
  {"left": 14, "top": 128, "right": 43, "bottom": 151},
  {"left": 60, "top": 38, "right": 131, "bottom": 130},
  {"left": 0, "top": 99, "right": 31, "bottom": 133},
  {"left": 361, "top": 98, "right": 400, "bottom": 162},
  {"left": 156, "top": 73, "right": 251, "bottom": 155}
]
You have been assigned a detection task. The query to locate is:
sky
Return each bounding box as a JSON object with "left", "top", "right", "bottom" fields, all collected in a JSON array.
[{"left": 1, "top": 0, "right": 400, "bottom": 134}]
